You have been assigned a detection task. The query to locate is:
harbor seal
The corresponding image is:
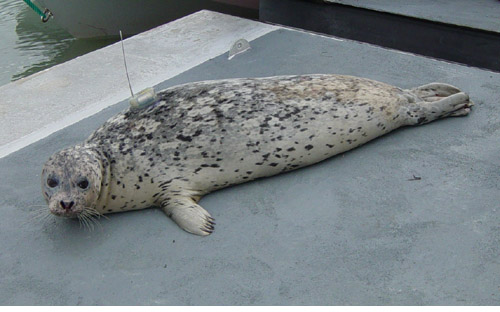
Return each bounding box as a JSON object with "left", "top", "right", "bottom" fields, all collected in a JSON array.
[{"left": 41, "top": 74, "right": 473, "bottom": 235}]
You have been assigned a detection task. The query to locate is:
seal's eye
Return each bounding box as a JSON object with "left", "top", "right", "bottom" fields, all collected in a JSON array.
[
  {"left": 77, "top": 178, "right": 89, "bottom": 190},
  {"left": 47, "top": 177, "right": 59, "bottom": 188}
]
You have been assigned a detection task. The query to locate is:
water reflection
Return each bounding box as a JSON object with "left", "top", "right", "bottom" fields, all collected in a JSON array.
[
  {"left": 0, "top": 0, "right": 116, "bottom": 85},
  {"left": 13, "top": 5, "right": 117, "bottom": 81}
]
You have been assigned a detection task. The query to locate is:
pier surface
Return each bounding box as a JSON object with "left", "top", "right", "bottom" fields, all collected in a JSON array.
[{"left": 0, "top": 10, "right": 499, "bottom": 305}]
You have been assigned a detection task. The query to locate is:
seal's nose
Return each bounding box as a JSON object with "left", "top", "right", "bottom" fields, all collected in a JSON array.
[{"left": 60, "top": 200, "right": 75, "bottom": 210}]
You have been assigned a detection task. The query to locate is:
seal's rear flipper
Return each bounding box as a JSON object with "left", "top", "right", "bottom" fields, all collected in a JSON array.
[
  {"left": 411, "top": 82, "right": 463, "bottom": 99},
  {"left": 404, "top": 83, "right": 474, "bottom": 125},
  {"left": 161, "top": 197, "right": 215, "bottom": 236}
]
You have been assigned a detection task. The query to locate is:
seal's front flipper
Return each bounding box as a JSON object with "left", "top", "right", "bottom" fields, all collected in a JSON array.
[{"left": 161, "top": 197, "right": 215, "bottom": 236}]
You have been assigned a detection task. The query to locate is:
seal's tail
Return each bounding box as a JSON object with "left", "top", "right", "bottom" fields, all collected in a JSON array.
[{"left": 404, "top": 83, "right": 474, "bottom": 125}]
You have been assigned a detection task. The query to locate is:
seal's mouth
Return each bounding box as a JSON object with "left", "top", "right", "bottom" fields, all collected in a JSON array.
[{"left": 50, "top": 209, "right": 80, "bottom": 218}]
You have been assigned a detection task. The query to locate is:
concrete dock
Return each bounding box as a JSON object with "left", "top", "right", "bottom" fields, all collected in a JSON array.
[
  {"left": 325, "top": 0, "right": 500, "bottom": 32},
  {"left": 261, "top": 0, "right": 500, "bottom": 72},
  {"left": 0, "top": 10, "right": 499, "bottom": 305}
]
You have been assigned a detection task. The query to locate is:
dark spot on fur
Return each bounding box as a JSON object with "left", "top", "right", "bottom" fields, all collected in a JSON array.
[
  {"left": 176, "top": 134, "right": 192, "bottom": 142},
  {"left": 417, "top": 117, "right": 427, "bottom": 124}
]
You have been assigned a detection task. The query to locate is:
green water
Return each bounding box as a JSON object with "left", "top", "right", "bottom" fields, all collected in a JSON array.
[{"left": 0, "top": 0, "right": 117, "bottom": 86}]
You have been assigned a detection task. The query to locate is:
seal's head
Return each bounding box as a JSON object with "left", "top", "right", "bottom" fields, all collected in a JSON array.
[{"left": 41, "top": 145, "right": 105, "bottom": 218}]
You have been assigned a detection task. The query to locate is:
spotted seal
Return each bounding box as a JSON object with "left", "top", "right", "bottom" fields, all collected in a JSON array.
[{"left": 41, "top": 74, "right": 473, "bottom": 235}]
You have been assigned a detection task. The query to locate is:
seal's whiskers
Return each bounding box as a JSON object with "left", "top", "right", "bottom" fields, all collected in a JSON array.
[
  {"left": 24, "top": 205, "right": 53, "bottom": 226},
  {"left": 77, "top": 213, "right": 94, "bottom": 231},
  {"left": 78, "top": 207, "right": 106, "bottom": 231}
]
